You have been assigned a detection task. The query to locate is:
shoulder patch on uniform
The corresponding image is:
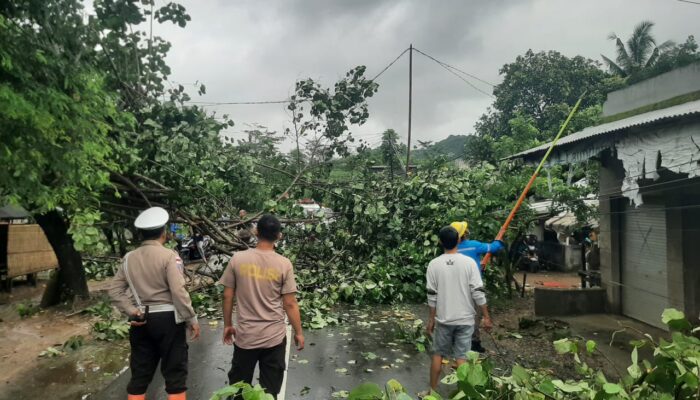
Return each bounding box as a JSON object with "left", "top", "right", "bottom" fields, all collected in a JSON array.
[{"left": 175, "top": 255, "right": 184, "bottom": 273}]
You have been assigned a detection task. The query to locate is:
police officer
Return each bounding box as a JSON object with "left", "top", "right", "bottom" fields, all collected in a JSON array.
[{"left": 109, "top": 207, "right": 201, "bottom": 400}]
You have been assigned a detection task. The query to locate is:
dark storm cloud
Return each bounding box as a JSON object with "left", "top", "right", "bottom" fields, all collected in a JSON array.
[{"left": 156, "top": 1, "right": 699, "bottom": 150}]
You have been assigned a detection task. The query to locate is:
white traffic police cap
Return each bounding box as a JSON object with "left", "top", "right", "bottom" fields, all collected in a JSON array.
[{"left": 134, "top": 207, "right": 170, "bottom": 230}]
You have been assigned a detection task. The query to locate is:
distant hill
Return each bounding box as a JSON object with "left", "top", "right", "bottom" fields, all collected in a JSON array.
[{"left": 412, "top": 135, "right": 467, "bottom": 159}]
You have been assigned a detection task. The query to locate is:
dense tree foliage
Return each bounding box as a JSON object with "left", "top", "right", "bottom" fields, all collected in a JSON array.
[
  {"left": 601, "top": 21, "right": 699, "bottom": 84},
  {"left": 0, "top": 1, "right": 135, "bottom": 303},
  {"left": 475, "top": 50, "right": 621, "bottom": 143}
]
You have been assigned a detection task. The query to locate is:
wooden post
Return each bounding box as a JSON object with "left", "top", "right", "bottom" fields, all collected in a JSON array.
[{"left": 405, "top": 44, "right": 413, "bottom": 176}]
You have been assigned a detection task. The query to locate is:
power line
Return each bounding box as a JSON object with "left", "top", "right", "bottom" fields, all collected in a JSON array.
[
  {"left": 184, "top": 47, "right": 411, "bottom": 107},
  {"left": 187, "top": 99, "right": 291, "bottom": 106},
  {"left": 678, "top": 0, "right": 700, "bottom": 5},
  {"left": 370, "top": 47, "right": 410, "bottom": 82},
  {"left": 413, "top": 47, "right": 496, "bottom": 88},
  {"left": 414, "top": 48, "right": 495, "bottom": 99}
]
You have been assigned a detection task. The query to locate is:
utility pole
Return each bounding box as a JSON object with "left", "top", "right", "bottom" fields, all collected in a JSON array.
[{"left": 405, "top": 44, "right": 413, "bottom": 176}]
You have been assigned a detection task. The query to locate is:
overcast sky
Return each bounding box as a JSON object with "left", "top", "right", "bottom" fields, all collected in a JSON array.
[{"left": 154, "top": 0, "right": 699, "bottom": 151}]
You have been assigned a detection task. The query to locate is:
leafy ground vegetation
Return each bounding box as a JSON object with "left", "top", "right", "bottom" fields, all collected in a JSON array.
[{"left": 209, "top": 309, "right": 700, "bottom": 399}]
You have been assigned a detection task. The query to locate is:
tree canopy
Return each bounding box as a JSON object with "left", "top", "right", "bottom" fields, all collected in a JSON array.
[
  {"left": 475, "top": 50, "right": 621, "bottom": 143},
  {"left": 601, "top": 21, "right": 699, "bottom": 83}
]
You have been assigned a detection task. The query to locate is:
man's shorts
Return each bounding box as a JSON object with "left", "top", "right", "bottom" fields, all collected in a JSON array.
[{"left": 432, "top": 322, "right": 474, "bottom": 360}]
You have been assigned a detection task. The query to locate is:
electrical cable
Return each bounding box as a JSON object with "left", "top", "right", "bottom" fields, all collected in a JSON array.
[
  {"left": 413, "top": 47, "right": 496, "bottom": 87},
  {"left": 184, "top": 47, "right": 410, "bottom": 107},
  {"left": 594, "top": 158, "right": 700, "bottom": 194},
  {"left": 370, "top": 47, "right": 410, "bottom": 82},
  {"left": 186, "top": 99, "right": 291, "bottom": 106},
  {"left": 418, "top": 54, "right": 495, "bottom": 98}
]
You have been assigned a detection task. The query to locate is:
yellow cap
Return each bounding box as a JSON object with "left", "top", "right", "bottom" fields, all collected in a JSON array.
[{"left": 450, "top": 221, "right": 469, "bottom": 238}]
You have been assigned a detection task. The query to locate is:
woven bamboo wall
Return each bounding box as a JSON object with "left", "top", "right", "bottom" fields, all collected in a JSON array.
[{"left": 7, "top": 225, "right": 58, "bottom": 277}]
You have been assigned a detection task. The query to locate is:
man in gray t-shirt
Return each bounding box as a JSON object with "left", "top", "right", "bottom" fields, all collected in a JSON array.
[
  {"left": 425, "top": 226, "right": 493, "bottom": 390},
  {"left": 219, "top": 214, "right": 304, "bottom": 398}
]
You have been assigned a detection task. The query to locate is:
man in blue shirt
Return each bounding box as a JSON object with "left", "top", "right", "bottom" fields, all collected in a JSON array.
[{"left": 450, "top": 221, "right": 504, "bottom": 353}]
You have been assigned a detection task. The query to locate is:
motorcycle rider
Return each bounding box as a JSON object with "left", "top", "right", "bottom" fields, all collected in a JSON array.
[{"left": 450, "top": 221, "right": 504, "bottom": 353}]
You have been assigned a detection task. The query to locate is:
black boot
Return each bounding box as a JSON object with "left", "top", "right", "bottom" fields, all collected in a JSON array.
[{"left": 471, "top": 340, "right": 485, "bottom": 353}]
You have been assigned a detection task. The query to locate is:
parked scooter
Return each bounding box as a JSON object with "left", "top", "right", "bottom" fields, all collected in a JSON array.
[
  {"left": 516, "top": 235, "right": 541, "bottom": 273},
  {"left": 178, "top": 231, "right": 214, "bottom": 263}
]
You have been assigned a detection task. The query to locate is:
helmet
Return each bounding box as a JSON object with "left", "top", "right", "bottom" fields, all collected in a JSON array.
[
  {"left": 134, "top": 207, "right": 169, "bottom": 230},
  {"left": 450, "top": 221, "right": 469, "bottom": 238}
]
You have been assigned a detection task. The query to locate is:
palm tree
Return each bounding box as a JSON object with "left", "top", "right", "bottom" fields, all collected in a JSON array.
[
  {"left": 602, "top": 21, "right": 674, "bottom": 78},
  {"left": 380, "top": 129, "right": 402, "bottom": 178}
]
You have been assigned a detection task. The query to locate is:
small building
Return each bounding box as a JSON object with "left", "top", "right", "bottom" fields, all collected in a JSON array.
[
  {"left": 1, "top": 206, "right": 58, "bottom": 291},
  {"left": 528, "top": 198, "right": 598, "bottom": 272},
  {"left": 511, "top": 63, "right": 700, "bottom": 328}
]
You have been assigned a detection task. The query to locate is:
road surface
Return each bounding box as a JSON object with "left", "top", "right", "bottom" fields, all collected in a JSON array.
[{"left": 94, "top": 307, "right": 431, "bottom": 399}]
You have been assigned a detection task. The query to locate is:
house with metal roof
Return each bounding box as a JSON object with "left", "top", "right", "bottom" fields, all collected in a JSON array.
[{"left": 511, "top": 62, "right": 700, "bottom": 329}]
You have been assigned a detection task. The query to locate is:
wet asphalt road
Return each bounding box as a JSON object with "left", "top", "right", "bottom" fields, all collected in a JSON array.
[
  {"left": 94, "top": 321, "right": 231, "bottom": 400},
  {"left": 94, "top": 306, "right": 432, "bottom": 400}
]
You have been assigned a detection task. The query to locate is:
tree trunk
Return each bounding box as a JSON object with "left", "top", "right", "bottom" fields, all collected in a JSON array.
[
  {"left": 35, "top": 210, "right": 89, "bottom": 307},
  {"left": 103, "top": 227, "right": 117, "bottom": 255}
]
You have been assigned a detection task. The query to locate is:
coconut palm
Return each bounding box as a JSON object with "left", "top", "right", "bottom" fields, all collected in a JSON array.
[{"left": 601, "top": 21, "right": 674, "bottom": 77}]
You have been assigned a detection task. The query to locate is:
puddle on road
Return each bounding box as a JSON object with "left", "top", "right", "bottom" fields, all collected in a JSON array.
[
  {"left": 1, "top": 343, "right": 129, "bottom": 400},
  {"left": 286, "top": 303, "right": 432, "bottom": 399}
]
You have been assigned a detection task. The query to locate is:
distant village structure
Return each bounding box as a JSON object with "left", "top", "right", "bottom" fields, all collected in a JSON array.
[{"left": 513, "top": 63, "right": 700, "bottom": 329}]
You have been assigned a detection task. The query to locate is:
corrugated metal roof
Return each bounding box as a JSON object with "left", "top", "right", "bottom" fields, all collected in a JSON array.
[{"left": 509, "top": 99, "right": 700, "bottom": 159}]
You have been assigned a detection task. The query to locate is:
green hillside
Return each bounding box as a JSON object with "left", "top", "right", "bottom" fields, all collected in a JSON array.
[{"left": 411, "top": 134, "right": 468, "bottom": 159}]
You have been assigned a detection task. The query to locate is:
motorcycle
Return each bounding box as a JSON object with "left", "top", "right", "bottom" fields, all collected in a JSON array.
[
  {"left": 178, "top": 233, "right": 214, "bottom": 263},
  {"left": 516, "top": 235, "right": 541, "bottom": 273}
]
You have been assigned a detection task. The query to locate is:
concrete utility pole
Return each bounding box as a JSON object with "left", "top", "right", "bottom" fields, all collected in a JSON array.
[{"left": 406, "top": 44, "right": 413, "bottom": 176}]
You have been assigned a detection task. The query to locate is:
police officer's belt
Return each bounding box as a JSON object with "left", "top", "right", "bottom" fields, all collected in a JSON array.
[{"left": 143, "top": 304, "right": 176, "bottom": 313}]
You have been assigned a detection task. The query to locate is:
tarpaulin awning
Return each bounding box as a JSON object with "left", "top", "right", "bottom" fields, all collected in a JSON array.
[
  {"left": 545, "top": 210, "right": 598, "bottom": 236},
  {"left": 0, "top": 205, "right": 29, "bottom": 219}
]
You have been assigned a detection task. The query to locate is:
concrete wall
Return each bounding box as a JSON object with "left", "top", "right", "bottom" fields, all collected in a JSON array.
[
  {"left": 598, "top": 152, "right": 625, "bottom": 313},
  {"left": 598, "top": 154, "right": 700, "bottom": 323},
  {"left": 602, "top": 62, "right": 700, "bottom": 117},
  {"left": 666, "top": 192, "right": 685, "bottom": 312},
  {"left": 681, "top": 184, "right": 700, "bottom": 324},
  {"left": 644, "top": 173, "right": 700, "bottom": 324},
  {"left": 534, "top": 288, "right": 607, "bottom": 316}
]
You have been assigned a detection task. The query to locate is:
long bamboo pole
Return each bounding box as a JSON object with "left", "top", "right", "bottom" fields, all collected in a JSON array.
[{"left": 481, "top": 92, "right": 586, "bottom": 268}]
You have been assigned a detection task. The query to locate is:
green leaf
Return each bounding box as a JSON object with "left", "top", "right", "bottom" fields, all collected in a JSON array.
[
  {"left": 361, "top": 352, "right": 378, "bottom": 360},
  {"left": 661, "top": 308, "right": 691, "bottom": 331},
  {"left": 553, "top": 338, "right": 573, "bottom": 354},
  {"left": 536, "top": 380, "right": 556, "bottom": 395},
  {"left": 551, "top": 379, "right": 583, "bottom": 393},
  {"left": 209, "top": 385, "right": 240, "bottom": 400},
  {"left": 586, "top": 340, "right": 597, "bottom": 354},
  {"left": 511, "top": 365, "right": 529, "bottom": 384},
  {"left": 602, "top": 382, "right": 622, "bottom": 394},
  {"left": 347, "top": 383, "right": 382, "bottom": 400}
]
